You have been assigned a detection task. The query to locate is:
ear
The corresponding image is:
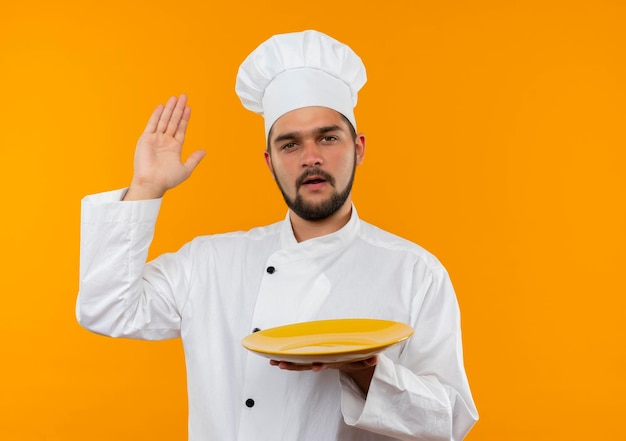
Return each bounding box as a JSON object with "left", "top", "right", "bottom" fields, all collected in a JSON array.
[
  {"left": 355, "top": 133, "right": 366, "bottom": 165},
  {"left": 264, "top": 150, "right": 275, "bottom": 177}
]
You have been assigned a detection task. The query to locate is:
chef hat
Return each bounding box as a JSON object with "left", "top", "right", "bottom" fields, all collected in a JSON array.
[{"left": 235, "top": 30, "right": 367, "bottom": 138}]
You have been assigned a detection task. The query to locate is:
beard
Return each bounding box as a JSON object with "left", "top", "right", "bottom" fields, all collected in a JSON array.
[{"left": 272, "top": 155, "right": 357, "bottom": 222}]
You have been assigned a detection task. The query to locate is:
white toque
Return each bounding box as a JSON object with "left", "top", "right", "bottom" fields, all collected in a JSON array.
[{"left": 235, "top": 30, "right": 367, "bottom": 138}]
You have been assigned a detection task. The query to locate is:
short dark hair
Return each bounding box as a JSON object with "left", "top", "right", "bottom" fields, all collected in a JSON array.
[{"left": 266, "top": 111, "right": 357, "bottom": 153}]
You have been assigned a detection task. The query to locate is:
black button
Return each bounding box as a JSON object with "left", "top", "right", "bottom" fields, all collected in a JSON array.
[
  {"left": 252, "top": 328, "right": 261, "bottom": 333},
  {"left": 266, "top": 266, "right": 275, "bottom": 274},
  {"left": 245, "top": 398, "right": 255, "bottom": 408}
]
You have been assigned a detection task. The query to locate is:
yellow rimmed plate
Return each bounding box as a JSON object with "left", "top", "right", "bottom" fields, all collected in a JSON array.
[{"left": 241, "top": 318, "right": 414, "bottom": 364}]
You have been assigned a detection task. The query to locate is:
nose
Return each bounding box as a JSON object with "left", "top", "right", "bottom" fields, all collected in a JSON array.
[{"left": 300, "top": 140, "right": 324, "bottom": 167}]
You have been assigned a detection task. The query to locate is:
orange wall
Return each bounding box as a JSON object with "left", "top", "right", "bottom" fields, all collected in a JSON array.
[{"left": 1, "top": 1, "right": 625, "bottom": 439}]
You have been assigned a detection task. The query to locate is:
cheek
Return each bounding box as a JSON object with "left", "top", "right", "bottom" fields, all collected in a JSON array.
[
  {"left": 274, "top": 157, "right": 301, "bottom": 179},
  {"left": 336, "top": 153, "right": 357, "bottom": 177},
  {"left": 268, "top": 157, "right": 287, "bottom": 181},
  {"left": 271, "top": 165, "right": 296, "bottom": 192}
]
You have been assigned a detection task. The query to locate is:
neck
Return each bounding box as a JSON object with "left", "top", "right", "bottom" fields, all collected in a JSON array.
[{"left": 290, "top": 201, "right": 353, "bottom": 242}]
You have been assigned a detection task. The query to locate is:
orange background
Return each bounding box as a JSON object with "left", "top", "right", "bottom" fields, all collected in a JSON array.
[{"left": 1, "top": 1, "right": 625, "bottom": 439}]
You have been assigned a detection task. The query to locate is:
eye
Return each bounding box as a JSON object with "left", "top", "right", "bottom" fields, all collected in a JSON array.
[
  {"left": 280, "top": 142, "right": 298, "bottom": 151},
  {"left": 320, "top": 135, "right": 339, "bottom": 143}
]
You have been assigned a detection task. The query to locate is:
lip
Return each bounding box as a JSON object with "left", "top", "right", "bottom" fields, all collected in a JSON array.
[
  {"left": 301, "top": 181, "right": 327, "bottom": 191},
  {"left": 296, "top": 168, "right": 335, "bottom": 191},
  {"left": 299, "top": 175, "right": 328, "bottom": 191},
  {"left": 302, "top": 175, "right": 326, "bottom": 184}
]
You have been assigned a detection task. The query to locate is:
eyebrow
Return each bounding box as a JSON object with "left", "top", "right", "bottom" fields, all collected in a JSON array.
[{"left": 272, "top": 125, "right": 344, "bottom": 145}]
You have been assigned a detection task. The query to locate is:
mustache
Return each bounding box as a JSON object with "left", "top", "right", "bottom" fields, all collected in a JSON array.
[{"left": 296, "top": 168, "right": 335, "bottom": 188}]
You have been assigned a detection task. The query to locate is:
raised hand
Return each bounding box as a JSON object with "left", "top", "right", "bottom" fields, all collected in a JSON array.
[{"left": 124, "top": 95, "right": 206, "bottom": 200}]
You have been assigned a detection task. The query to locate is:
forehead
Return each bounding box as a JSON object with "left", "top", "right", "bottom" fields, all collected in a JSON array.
[{"left": 269, "top": 106, "right": 349, "bottom": 140}]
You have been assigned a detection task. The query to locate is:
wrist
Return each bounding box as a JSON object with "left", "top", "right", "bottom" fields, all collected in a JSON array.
[
  {"left": 340, "top": 359, "right": 377, "bottom": 396},
  {"left": 123, "top": 181, "right": 166, "bottom": 201}
]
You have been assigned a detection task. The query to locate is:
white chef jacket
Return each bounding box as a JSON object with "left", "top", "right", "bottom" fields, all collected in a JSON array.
[{"left": 77, "top": 189, "right": 478, "bottom": 441}]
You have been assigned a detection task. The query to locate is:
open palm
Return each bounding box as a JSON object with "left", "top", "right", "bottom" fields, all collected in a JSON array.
[{"left": 126, "top": 95, "right": 205, "bottom": 200}]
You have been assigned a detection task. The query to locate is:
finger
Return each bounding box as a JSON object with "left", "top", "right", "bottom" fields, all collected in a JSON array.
[
  {"left": 277, "top": 361, "right": 300, "bottom": 370},
  {"left": 362, "top": 355, "right": 378, "bottom": 367},
  {"left": 269, "top": 360, "right": 313, "bottom": 371},
  {"left": 285, "top": 363, "right": 316, "bottom": 371},
  {"left": 166, "top": 94, "right": 189, "bottom": 137},
  {"left": 156, "top": 96, "right": 178, "bottom": 133},
  {"left": 183, "top": 150, "right": 206, "bottom": 173},
  {"left": 341, "top": 357, "right": 377, "bottom": 370},
  {"left": 174, "top": 106, "right": 192, "bottom": 142},
  {"left": 311, "top": 363, "right": 326, "bottom": 372},
  {"left": 143, "top": 104, "right": 164, "bottom": 134}
]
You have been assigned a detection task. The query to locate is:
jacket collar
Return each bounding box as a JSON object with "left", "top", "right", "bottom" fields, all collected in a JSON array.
[{"left": 279, "top": 204, "right": 360, "bottom": 255}]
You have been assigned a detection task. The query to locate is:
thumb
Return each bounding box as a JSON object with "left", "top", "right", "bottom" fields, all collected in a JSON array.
[
  {"left": 184, "top": 149, "right": 207, "bottom": 173},
  {"left": 362, "top": 356, "right": 378, "bottom": 367}
]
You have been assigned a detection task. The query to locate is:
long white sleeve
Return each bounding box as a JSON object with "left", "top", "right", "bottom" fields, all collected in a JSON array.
[
  {"left": 76, "top": 189, "right": 184, "bottom": 340},
  {"left": 340, "top": 266, "right": 478, "bottom": 440}
]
